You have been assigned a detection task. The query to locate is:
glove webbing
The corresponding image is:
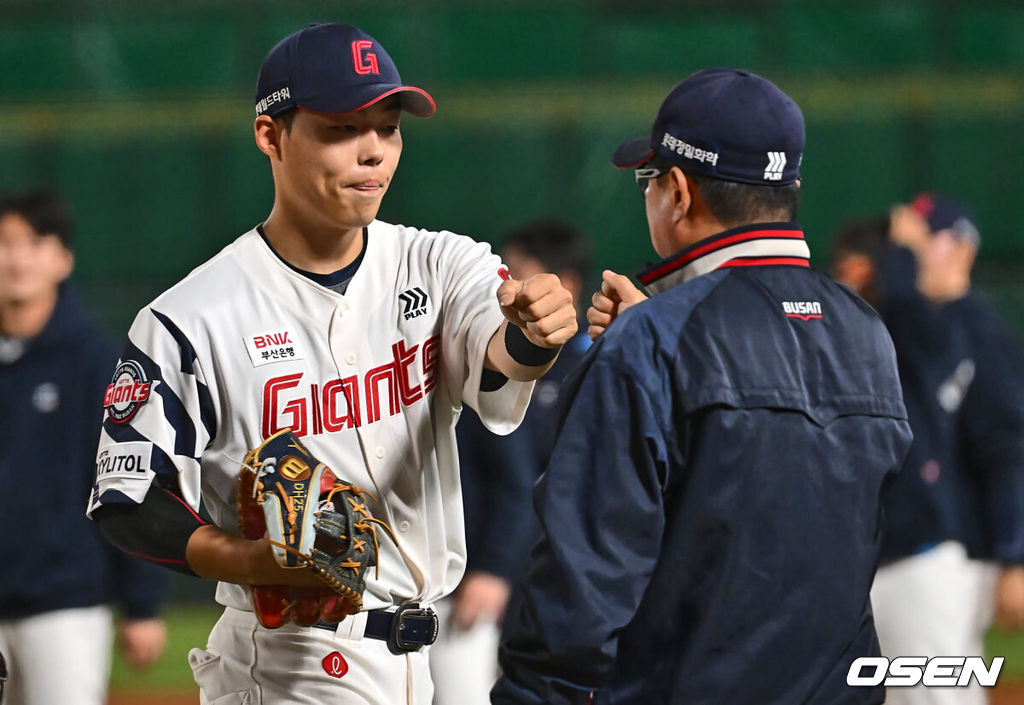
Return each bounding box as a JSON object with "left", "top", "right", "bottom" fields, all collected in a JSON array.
[{"left": 265, "top": 482, "right": 397, "bottom": 582}]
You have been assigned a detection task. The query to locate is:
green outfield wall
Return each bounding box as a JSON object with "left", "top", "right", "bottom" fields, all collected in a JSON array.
[{"left": 0, "top": 0, "right": 1022, "bottom": 334}]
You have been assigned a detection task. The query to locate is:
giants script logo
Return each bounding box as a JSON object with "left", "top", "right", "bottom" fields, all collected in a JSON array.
[
  {"left": 105, "top": 361, "right": 155, "bottom": 424},
  {"left": 262, "top": 335, "right": 439, "bottom": 439},
  {"left": 351, "top": 40, "right": 380, "bottom": 75}
]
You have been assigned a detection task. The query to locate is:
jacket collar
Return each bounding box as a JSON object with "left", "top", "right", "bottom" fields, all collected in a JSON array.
[{"left": 638, "top": 222, "right": 810, "bottom": 296}]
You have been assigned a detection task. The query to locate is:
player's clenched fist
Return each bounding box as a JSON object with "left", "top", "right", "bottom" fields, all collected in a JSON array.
[
  {"left": 587, "top": 269, "right": 648, "bottom": 340},
  {"left": 497, "top": 272, "right": 578, "bottom": 348}
]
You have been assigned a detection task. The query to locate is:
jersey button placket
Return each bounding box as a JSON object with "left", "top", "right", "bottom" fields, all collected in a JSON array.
[{"left": 328, "top": 302, "right": 358, "bottom": 370}]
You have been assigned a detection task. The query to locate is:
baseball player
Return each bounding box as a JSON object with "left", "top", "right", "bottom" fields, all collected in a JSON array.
[
  {"left": 87, "top": 23, "right": 576, "bottom": 705},
  {"left": 492, "top": 68, "right": 913, "bottom": 705},
  {"left": 832, "top": 202, "right": 1024, "bottom": 705}
]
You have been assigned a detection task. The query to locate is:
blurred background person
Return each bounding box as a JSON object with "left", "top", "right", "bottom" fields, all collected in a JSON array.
[
  {"left": 907, "top": 194, "right": 1024, "bottom": 635},
  {"left": 831, "top": 201, "right": 1024, "bottom": 705},
  {"left": 430, "top": 220, "right": 591, "bottom": 705},
  {"left": 0, "top": 190, "right": 168, "bottom": 705}
]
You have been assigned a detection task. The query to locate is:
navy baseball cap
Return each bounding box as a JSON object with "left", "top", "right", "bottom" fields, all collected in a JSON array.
[
  {"left": 255, "top": 23, "right": 435, "bottom": 119},
  {"left": 612, "top": 68, "right": 804, "bottom": 186},
  {"left": 910, "top": 192, "right": 980, "bottom": 244}
]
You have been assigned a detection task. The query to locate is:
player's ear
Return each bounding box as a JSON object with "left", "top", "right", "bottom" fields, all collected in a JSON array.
[
  {"left": 54, "top": 243, "right": 74, "bottom": 283},
  {"left": 254, "top": 115, "right": 284, "bottom": 161}
]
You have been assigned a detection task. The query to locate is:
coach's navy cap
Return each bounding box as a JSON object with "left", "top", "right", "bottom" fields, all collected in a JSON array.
[
  {"left": 255, "top": 23, "right": 435, "bottom": 119},
  {"left": 911, "top": 192, "right": 980, "bottom": 244},
  {"left": 612, "top": 68, "right": 804, "bottom": 186}
]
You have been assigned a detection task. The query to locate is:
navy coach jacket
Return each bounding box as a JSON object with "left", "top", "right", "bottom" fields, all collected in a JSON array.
[
  {"left": 0, "top": 286, "right": 166, "bottom": 620},
  {"left": 493, "top": 224, "right": 912, "bottom": 705}
]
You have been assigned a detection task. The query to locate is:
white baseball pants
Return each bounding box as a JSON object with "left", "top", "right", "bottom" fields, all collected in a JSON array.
[
  {"left": 871, "top": 541, "right": 999, "bottom": 705},
  {"left": 0, "top": 605, "right": 113, "bottom": 705},
  {"left": 429, "top": 596, "right": 501, "bottom": 705},
  {"left": 191, "top": 606, "right": 433, "bottom": 705}
]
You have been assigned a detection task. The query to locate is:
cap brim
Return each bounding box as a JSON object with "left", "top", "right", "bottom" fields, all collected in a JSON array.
[
  {"left": 612, "top": 137, "right": 655, "bottom": 169},
  {"left": 299, "top": 85, "right": 436, "bottom": 118}
]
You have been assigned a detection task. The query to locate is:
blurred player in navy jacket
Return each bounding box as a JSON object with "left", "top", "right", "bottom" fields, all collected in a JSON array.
[
  {"left": 432, "top": 220, "right": 591, "bottom": 705},
  {"left": 0, "top": 191, "right": 167, "bottom": 705},
  {"left": 493, "top": 69, "right": 912, "bottom": 705},
  {"left": 832, "top": 198, "right": 1024, "bottom": 705}
]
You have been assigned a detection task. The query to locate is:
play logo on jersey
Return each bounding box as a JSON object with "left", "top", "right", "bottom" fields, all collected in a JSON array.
[
  {"left": 399, "top": 287, "right": 429, "bottom": 320},
  {"left": 104, "top": 361, "right": 156, "bottom": 424},
  {"left": 245, "top": 330, "right": 305, "bottom": 367}
]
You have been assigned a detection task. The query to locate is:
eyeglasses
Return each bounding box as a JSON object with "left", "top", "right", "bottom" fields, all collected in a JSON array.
[{"left": 634, "top": 164, "right": 673, "bottom": 194}]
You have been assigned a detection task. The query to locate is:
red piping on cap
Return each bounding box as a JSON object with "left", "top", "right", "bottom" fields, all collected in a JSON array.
[
  {"left": 614, "top": 150, "right": 656, "bottom": 170},
  {"left": 297, "top": 86, "right": 436, "bottom": 118}
]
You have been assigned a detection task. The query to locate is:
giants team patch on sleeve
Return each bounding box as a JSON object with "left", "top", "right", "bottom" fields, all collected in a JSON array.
[
  {"left": 105, "top": 361, "right": 157, "bottom": 423},
  {"left": 245, "top": 330, "right": 304, "bottom": 367}
]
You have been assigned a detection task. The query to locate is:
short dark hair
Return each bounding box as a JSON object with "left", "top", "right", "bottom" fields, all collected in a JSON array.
[
  {"left": 274, "top": 109, "right": 297, "bottom": 132},
  {"left": 829, "top": 214, "right": 890, "bottom": 270},
  {"left": 0, "top": 190, "right": 73, "bottom": 247},
  {"left": 501, "top": 219, "right": 591, "bottom": 280},
  {"left": 687, "top": 173, "right": 800, "bottom": 227}
]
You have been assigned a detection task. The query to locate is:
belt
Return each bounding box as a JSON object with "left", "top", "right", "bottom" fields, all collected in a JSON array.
[{"left": 313, "top": 603, "right": 439, "bottom": 655}]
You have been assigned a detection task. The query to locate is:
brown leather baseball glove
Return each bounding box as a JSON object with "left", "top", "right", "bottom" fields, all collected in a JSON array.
[{"left": 238, "top": 429, "right": 394, "bottom": 628}]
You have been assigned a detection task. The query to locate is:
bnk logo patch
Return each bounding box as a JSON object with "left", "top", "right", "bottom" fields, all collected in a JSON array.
[
  {"left": 245, "top": 330, "right": 304, "bottom": 368},
  {"left": 104, "top": 361, "right": 155, "bottom": 424}
]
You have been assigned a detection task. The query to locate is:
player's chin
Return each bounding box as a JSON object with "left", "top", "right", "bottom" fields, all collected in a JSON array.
[{"left": 335, "top": 196, "right": 385, "bottom": 228}]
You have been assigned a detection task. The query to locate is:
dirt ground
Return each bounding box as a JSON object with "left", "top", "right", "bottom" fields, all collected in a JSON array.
[
  {"left": 995, "top": 683, "right": 1024, "bottom": 705},
  {"left": 106, "top": 682, "right": 1024, "bottom": 705}
]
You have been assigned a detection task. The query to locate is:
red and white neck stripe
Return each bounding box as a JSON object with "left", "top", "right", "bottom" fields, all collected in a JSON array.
[{"left": 638, "top": 223, "right": 810, "bottom": 295}]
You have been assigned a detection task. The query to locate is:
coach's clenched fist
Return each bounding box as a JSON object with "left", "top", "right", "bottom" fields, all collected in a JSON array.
[
  {"left": 486, "top": 273, "right": 577, "bottom": 381},
  {"left": 587, "top": 269, "right": 648, "bottom": 340}
]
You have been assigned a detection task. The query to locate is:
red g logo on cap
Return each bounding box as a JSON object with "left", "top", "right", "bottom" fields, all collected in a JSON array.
[{"left": 351, "top": 40, "right": 380, "bottom": 75}]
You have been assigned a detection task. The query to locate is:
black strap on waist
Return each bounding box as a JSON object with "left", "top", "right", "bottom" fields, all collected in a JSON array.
[{"left": 314, "top": 603, "right": 438, "bottom": 654}]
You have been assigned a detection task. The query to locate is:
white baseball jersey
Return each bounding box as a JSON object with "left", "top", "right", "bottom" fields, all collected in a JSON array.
[{"left": 87, "top": 220, "right": 533, "bottom": 613}]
